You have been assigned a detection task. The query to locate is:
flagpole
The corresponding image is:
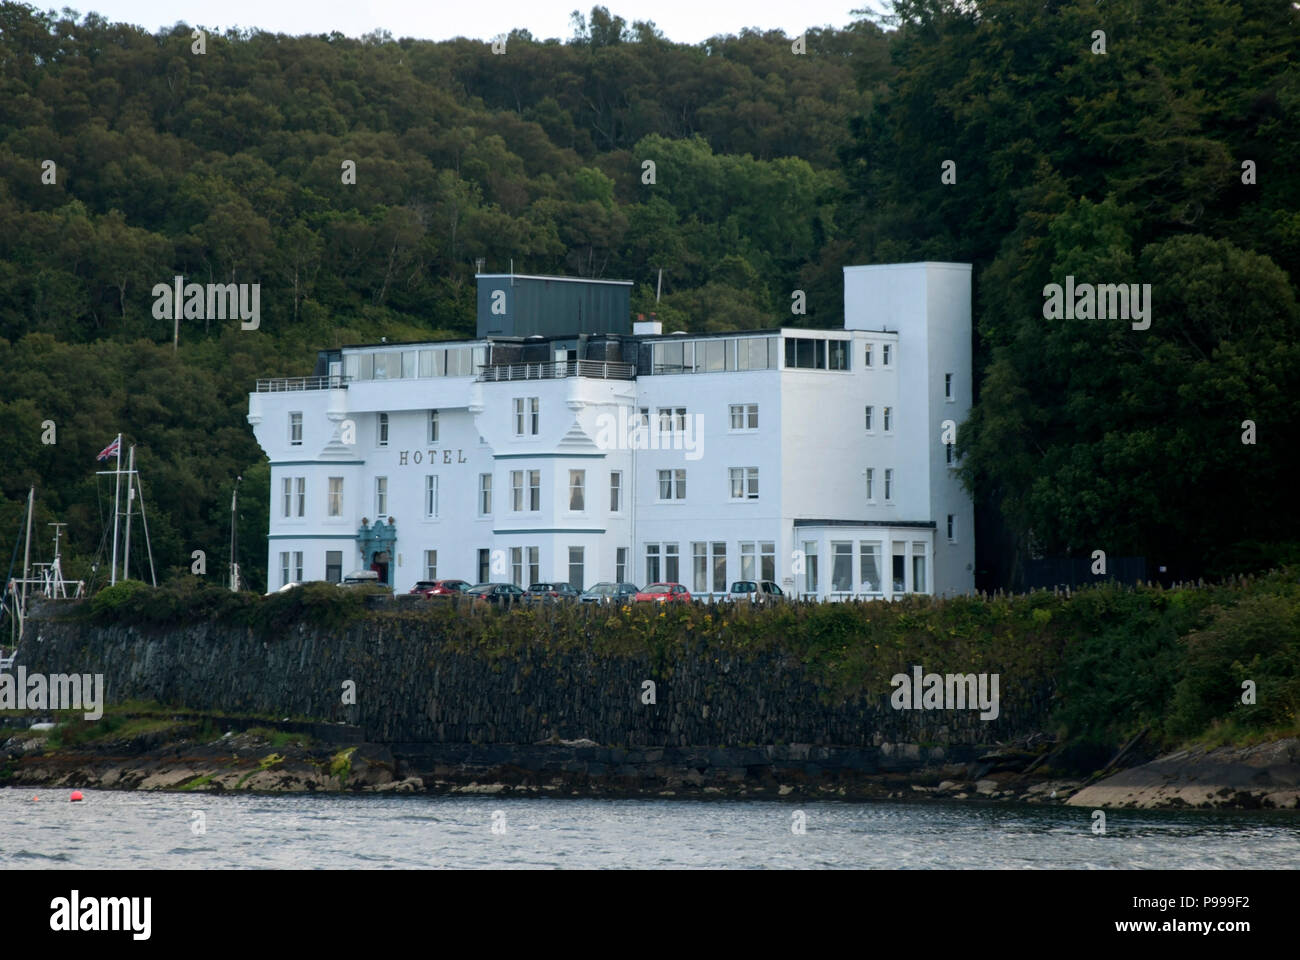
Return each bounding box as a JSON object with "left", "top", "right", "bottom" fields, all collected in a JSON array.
[
  {"left": 109, "top": 433, "right": 122, "bottom": 586},
  {"left": 123, "top": 444, "right": 135, "bottom": 581}
]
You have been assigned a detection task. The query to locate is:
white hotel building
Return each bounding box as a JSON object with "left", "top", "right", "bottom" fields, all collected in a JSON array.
[{"left": 246, "top": 262, "right": 974, "bottom": 600}]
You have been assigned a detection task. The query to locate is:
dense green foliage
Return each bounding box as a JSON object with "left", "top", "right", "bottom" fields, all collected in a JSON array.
[
  {"left": 842, "top": 0, "right": 1300, "bottom": 583},
  {"left": 0, "top": 1, "right": 1295, "bottom": 593},
  {"left": 75, "top": 569, "right": 1300, "bottom": 752}
]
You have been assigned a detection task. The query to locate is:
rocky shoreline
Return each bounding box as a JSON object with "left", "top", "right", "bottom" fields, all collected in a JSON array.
[{"left": 4, "top": 719, "right": 1296, "bottom": 809}]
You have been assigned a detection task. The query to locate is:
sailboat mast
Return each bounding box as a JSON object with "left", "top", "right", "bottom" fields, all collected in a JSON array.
[
  {"left": 109, "top": 433, "right": 122, "bottom": 585},
  {"left": 135, "top": 470, "right": 157, "bottom": 587},
  {"left": 123, "top": 445, "right": 135, "bottom": 581},
  {"left": 19, "top": 487, "right": 33, "bottom": 614}
]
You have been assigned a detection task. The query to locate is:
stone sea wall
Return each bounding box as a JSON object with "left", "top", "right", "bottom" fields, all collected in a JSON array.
[{"left": 17, "top": 612, "right": 1052, "bottom": 751}]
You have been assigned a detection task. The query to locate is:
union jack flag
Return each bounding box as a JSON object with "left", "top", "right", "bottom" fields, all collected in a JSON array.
[{"left": 95, "top": 437, "right": 120, "bottom": 462}]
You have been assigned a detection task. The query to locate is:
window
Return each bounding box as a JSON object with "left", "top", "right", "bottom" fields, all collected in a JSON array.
[
  {"left": 828, "top": 339, "right": 850, "bottom": 370},
  {"left": 740, "top": 542, "right": 756, "bottom": 580},
  {"left": 282, "top": 477, "right": 292, "bottom": 518},
  {"left": 528, "top": 470, "right": 540, "bottom": 511},
  {"left": 882, "top": 344, "right": 893, "bottom": 366},
  {"left": 292, "top": 552, "right": 303, "bottom": 586},
  {"left": 425, "top": 475, "right": 439, "bottom": 518},
  {"left": 402, "top": 351, "right": 416, "bottom": 379},
  {"left": 657, "top": 406, "right": 686, "bottom": 433},
  {"left": 912, "top": 543, "right": 927, "bottom": 593},
  {"left": 864, "top": 343, "right": 873, "bottom": 367},
  {"left": 280, "top": 551, "right": 290, "bottom": 587},
  {"left": 609, "top": 472, "right": 622, "bottom": 512},
  {"left": 860, "top": 542, "right": 882, "bottom": 593},
  {"left": 428, "top": 409, "right": 439, "bottom": 443},
  {"left": 289, "top": 412, "right": 302, "bottom": 445},
  {"left": 375, "top": 476, "right": 388, "bottom": 517},
  {"left": 865, "top": 468, "right": 875, "bottom": 502},
  {"left": 893, "top": 543, "right": 906, "bottom": 593},
  {"left": 803, "top": 541, "right": 818, "bottom": 593},
  {"left": 664, "top": 543, "right": 679, "bottom": 583},
  {"left": 785, "top": 337, "right": 826, "bottom": 369},
  {"left": 645, "top": 544, "right": 660, "bottom": 584},
  {"left": 944, "top": 373, "right": 953, "bottom": 400},
  {"left": 568, "top": 546, "right": 584, "bottom": 591},
  {"left": 479, "top": 474, "right": 492, "bottom": 515},
  {"left": 615, "top": 547, "right": 628, "bottom": 584},
  {"left": 377, "top": 413, "right": 389, "bottom": 447},
  {"left": 295, "top": 478, "right": 305, "bottom": 517},
  {"left": 884, "top": 469, "right": 894, "bottom": 502},
  {"left": 729, "top": 403, "right": 758, "bottom": 430},
  {"left": 325, "top": 550, "right": 342, "bottom": 584},
  {"left": 425, "top": 550, "right": 437, "bottom": 580},
  {"left": 478, "top": 548, "right": 491, "bottom": 584},
  {"left": 514, "top": 397, "right": 539, "bottom": 436},
  {"left": 760, "top": 542, "right": 775, "bottom": 582},
  {"left": 711, "top": 542, "right": 727, "bottom": 593},
  {"left": 568, "top": 470, "right": 585, "bottom": 511},
  {"left": 657, "top": 469, "right": 686, "bottom": 500},
  {"left": 692, "top": 542, "right": 708, "bottom": 593},
  {"left": 511, "top": 547, "right": 523, "bottom": 586},
  {"left": 729, "top": 467, "right": 759, "bottom": 500},
  {"left": 832, "top": 541, "right": 853, "bottom": 593},
  {"left": 511, "top": 471, "right": 524, "bottom": 511},
  {"left": 883, "top": 407, "right": 893, "bottom": 432},
  {"left": 864, "top": 405, "right": 873, "bottom": 432},
  {"left": 946, "top": 514, "right": 956, "bottom": 542},
  {"left": 327, "top": 477, "right": 343, "bottom": 517}
]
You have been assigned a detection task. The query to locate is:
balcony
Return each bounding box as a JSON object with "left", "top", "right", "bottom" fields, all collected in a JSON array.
[
  {"left": 478, "top": 360, "right": 636, "bottom": 382},
  {"left": 255, "top": 375, "right": 349, "bottom": 392}
]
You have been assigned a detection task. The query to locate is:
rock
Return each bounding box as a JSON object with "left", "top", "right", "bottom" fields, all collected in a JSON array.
[
  {"left": 936, "top": 780, "right": 958, "bottom": 791},
  {"left": 975, "top": 779, "right": 998, "bottom": 794}
]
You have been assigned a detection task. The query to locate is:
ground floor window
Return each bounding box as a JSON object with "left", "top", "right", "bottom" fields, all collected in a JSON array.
[
  {"left": 280, "top": 551, "right": 290, "bottom": 587},
  {"left": 803, "top": 541, "right": 818, "bottom": 593},
  {"left": 478, "top": 548, "right": 491, "bottom": 584},
  {"left": 859, "top": 542, "right": 881, "bottom": 593},
  {"left": 645, "top": 544, "right": 660, "bottom": 584},
  {"left": 664, "top": 543, "right": 679, "bottom": 583},
  {"left": 832, "top": 541, "right": 852, "bottom": 592},
  {"left": 425, "top": 550, "right": 437, "bottom": 581},
  {"left": 711, "top": 542, "right": 727, "bottom": 593},
  {"left": 615, "top": 547, "right": 627, "bottom": 584},
  {"left": 527, "top": 546, "right": 540, "bottom": 586},
  {"left": 692, "top": 542, "right": 708, "bottom": 593},
  {"left": 912, "top": 542, "right": 928, "bottom": 593},
  {"left": 892, "top": 542, "right": 906, "bottom": 593},
  {"left": 325, "top": 550, "right": 342, "bottom": 583},
  {"left": 568, "top": 546, "right": 584, "bottom": 591}
]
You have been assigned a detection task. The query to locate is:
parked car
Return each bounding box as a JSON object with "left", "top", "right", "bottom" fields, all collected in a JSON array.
[
  {"left": 634, "top": 582, "right": 692, "bottom": 603},
  {"left": 338, "top": 570, "right": 392, "bottom": 593},
  {"left": 523, "top": 582, "right": 581, "bottom": 604},
  {"left": 409, "top": 579, "right": 471, "bottom": 598},
  {"left": 579, "top": 582, "right": 640, "bottom": 605},
  {"left": 464, "top": 582, "right": 527, "bottom": 607},
  {"left": 728, "top": 580, "right": 787, "bottom": 604}
]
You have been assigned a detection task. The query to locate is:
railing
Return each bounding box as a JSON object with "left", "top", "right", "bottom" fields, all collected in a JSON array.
[
  {"left": 478, "top": 360, "right": 636, "bottom": 382},
  {"left": 256, "top": 375, "right": 349, "bottom": 392}
]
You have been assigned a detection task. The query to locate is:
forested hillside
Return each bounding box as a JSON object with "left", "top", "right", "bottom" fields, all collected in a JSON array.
[{"left": 0, "top": 1, "right": 1295, "bottom": 592}]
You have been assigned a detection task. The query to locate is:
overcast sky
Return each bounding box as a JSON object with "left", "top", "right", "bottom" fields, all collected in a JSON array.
[{"left": 72, "top": 1, "right": 888, "bottom": 44}]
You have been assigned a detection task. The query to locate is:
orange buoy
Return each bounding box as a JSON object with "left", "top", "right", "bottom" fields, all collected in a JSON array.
[
  {"left": 30, "top": 796, "right": 38, "bottom": 802},
  {"left": 69, "top": 791, "right": 83, "bottom": 802}
]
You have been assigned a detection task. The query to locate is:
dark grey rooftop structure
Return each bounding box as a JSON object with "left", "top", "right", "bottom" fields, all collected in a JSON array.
[{"left": 475, "top": 273, "right": 633, "bottom": 339}]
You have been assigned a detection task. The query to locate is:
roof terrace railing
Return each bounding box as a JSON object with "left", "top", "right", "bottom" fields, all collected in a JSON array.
[
  {"left": 255, "top": 375, "right": 349, "bottom": 392},
  {"left": 478, "top": 360, "right": 636, "bottom": 382}
]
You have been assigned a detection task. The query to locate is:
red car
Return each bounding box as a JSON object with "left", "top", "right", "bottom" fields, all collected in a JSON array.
[
  {"left": 634, "top": 582, "right": 692, "bottom": 603},
  {"left": 409, "top": 579, "right": 470, "bottom": 598}
]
